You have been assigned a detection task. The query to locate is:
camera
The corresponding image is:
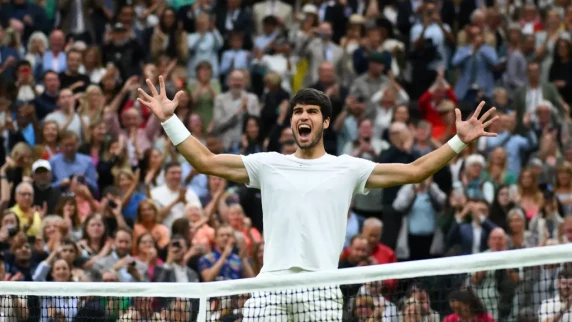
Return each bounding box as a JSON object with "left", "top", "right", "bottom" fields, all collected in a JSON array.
[
  {"left": 76, "top": 175, "right": 86, "bottom": 185},
  {"left": 172, "top": 240, "right": 182, "bottom": 248},
  {"left": 108, "top": 199, "right": 118, "bottom": 209},
  {"left": 7, "top": 225, "right": 18, "bottom": 237}
]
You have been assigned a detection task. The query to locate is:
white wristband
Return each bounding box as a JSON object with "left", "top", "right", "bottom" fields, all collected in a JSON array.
[
  {"left": 161, "top": 115, "right": 191, "bottom": 146},
  {"left": 447, "top": 135, "right": 467, "bottom": 154}
]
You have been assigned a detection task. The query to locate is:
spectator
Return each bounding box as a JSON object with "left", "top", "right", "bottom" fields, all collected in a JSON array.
[
  {"left": 58, "top": 49, "right": 90, "bottom": 93},
  {"left": 452, "top": 24, "right": 498, "bottom": 102},
  {"left": 0, "top": 254, "right": 28, "bottom": 321},
  {"left": 210, "top": 70, "right": 260, "bottom": 152},
  {"left": 30, "top": 159, "right": 61, "bottom": 214},
  {"left": 9, "top": 182, "right": 44, "bottom": 238},
  {"left": 301, "top": 22, "right": 344, "bottom": 88},
  {"left": 198, "top": 224, "right": 254, "bottom": 281},
  {"left": 444, "top": 288, "right": 495, "bottom": 322},
  {"left": 132, "top": 199, "right": 170, "bottom": 252},
  {"left": 447, "top": 199, "right": 497, "bottom": 255},
  {"left": 339, "top": 235, "right": 372, "bottom": 269},
  {"left": 538, "top": 267, "right": 572, "bottom": 322},
  {"left": 49, "top": 131, "right": 98, "bottom": 191},
  {"left": 154, "top": 235, "right": 200, "bottom": 282},
  {"left": 393, "top": 176, "right": 446, "bottom": 260},
  {"left": 93, "top": 228, "right": 149, "bottom": 282},
  {"left": 150, "top": 162, "right": 201, "bottom": 229}
]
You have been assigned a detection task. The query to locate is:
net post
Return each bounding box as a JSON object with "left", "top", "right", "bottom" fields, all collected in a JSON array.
[{"left": 196, "top": 295, "right": 207, "bottom": 322}]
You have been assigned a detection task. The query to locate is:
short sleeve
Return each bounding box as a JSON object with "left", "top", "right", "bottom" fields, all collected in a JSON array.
[
  {"left": 343, "top": 155, "right": 376, "bottom": 195},
  {"left": 198, "top": 254, "right": 214, "bottom": 272},
  {"left": 241, "top": 152, "right": 271, "bottom": 189}
]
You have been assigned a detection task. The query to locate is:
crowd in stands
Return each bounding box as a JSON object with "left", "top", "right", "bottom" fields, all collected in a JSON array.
[{"left": 1, "top": 0, "right": 572, "bottom": 319}]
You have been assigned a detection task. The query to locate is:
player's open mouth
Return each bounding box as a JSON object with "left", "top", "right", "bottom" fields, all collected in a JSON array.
[{"left": 298, "top": 124, "right": 312, "bottom": 140}]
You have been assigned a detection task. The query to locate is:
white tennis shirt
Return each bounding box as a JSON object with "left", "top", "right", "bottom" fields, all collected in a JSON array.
[{"left": 242, "top": 152, "right": 377, "bottom": 272}]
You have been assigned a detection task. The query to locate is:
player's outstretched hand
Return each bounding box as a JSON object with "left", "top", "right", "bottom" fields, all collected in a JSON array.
[
  {"left": 137, "top": 75, "right": 184, "bottom": 122},
  {"left": 455, "top": 101, "right": 499, "bottom": 143}
]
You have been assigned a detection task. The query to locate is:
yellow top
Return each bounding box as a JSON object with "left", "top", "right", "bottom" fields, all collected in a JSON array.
[{"left": 10, "top": 204, "right": 42, "bottom": 237}]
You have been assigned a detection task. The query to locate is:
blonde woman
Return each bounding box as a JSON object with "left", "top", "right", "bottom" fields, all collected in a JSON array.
[
  {"left": 79, "top": 85, "right": 105, "bottom": 128},
  {"left": 39, "top": 215, "right": 67, "bottom": 253},
  {"left": 554, "top": 162, "right": 572, "bottom": 216},
  {"left": 514, "top": 168, "right": 544, "bottom": 220},
  {"left": 35, "top": 120, "right": 60, "bottom": 160},
  {"left": 82, "top": 47, "right": 107, "bottom": 84},
  {"left": 0, "top": 143, "right": 33, "bottom": 207},
  {"left": 506, "top": 207, "right": 539, "bottom": 248},
  {"left": 483, "top": 147, "right": 517, "bottom": 190},
  {"left": 24, "top": 32, "right": 48, "bottom": 70}
]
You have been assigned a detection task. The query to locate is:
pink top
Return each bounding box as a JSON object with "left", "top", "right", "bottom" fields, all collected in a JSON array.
[
  {"left": 443, "top": 313, "right": 496, "bottom": 322},
  {"left": 192, "top": 225, "right": 215, "bottom": 252}
]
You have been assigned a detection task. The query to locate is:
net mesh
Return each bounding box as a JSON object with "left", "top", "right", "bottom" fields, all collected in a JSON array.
[{"left": 0, "top": 245, "right": 570, "bottom": 322}]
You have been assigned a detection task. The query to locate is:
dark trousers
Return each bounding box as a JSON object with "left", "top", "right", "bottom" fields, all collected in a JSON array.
[{"left": 407, "top": 234, "right": 434, "bottom": 261}]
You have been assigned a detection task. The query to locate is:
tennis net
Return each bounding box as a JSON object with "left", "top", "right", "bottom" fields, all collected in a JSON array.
[{"left": 0, "top": 244, "right": 571, "bottom": 322}]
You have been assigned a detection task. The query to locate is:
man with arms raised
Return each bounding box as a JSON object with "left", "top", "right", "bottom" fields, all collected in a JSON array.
[{"left": 138, "top": 76, "right": 498, "bottom": 321}]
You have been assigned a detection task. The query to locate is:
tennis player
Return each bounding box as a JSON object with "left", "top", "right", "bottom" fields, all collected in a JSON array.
[{"left": 138, "top": 76, "right": 498, "bottom": 321}]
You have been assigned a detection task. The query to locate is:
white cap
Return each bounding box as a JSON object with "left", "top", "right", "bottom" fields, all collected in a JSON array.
[
  {"left": 32, "top": 159, "right": 51, "bottom": 172},
  {"left": 302, "top": 4, "right": 318, "bottom": 14}
]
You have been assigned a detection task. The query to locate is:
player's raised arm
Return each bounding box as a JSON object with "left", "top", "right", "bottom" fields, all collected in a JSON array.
[
  {"left": 138, "top": 76, "right": 249, "bottom": 184},
  {"left": 365, "top": 101, "right": 498, "bottom": 189}
]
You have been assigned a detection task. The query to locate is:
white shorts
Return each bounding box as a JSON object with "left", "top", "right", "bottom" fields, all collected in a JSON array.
[{"left": 242, "top": 268, "right": 343, "bottom": 322}]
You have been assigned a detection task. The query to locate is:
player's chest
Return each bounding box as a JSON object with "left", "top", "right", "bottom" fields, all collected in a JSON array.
[{"left": 263, "top": 165, "right": 354, "bottom": 196}]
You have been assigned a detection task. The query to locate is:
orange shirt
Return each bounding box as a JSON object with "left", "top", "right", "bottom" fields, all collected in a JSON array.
[{"left": 192, "top": 225, "right": 215, "bottom": 252}]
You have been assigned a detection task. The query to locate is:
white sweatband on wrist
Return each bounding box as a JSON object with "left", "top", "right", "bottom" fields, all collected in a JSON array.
[
  {"left": 161, "top": 115, "right": 191, "bottom": 146},
  {"left": 448, "top": 135, "right": 467, "bottom": 154}
]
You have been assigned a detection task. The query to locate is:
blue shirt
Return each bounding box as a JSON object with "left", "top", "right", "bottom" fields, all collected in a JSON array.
[
  {"left": 220, "top": 49, "right": 250, "bottom": 76},
  {"left": 122, "top": 192, "right": 147, "bottom": 220},
  {"left": 181, "top": 163, "right": 209, "bottom": 201},
  {"left": 49, "top": 153, "right": 98, "bottom": 191},
  {"left": 198, "top": 250, "right": 242, "bottom": 281},
  {"left": 408, "top": 192, "right": 436, "bottom": 235}
]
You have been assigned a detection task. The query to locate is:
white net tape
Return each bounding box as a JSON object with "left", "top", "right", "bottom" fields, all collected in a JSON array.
[{"left": 0, "top": 244, "right": 570, "bottom": 321}]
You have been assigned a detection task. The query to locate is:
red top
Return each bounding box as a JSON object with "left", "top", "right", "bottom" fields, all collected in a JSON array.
[
  {"left": 418, "top": 88, "right": 458, "bottom": 139},
  {"left": 443, "top": 313, "right": 496, "bottom": 322}
]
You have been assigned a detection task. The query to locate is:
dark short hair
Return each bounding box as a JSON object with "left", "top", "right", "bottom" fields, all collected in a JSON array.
[
  {"left": 59, "top": 130, "right": 78, "bottom": 142},
  {"left": 289, "top": 88, "right": 332, "bottom": 121},
  {"left": 164, "top": 161, "right": 181, "bottom": 172},
  {"left": 448, "top": 288, "right": 486, "bottom": 315},
  {"left": 114, "top": 227, "right": 133, "bottom": 239}
]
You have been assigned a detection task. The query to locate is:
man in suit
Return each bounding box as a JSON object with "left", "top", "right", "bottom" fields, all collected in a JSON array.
[
  {"left": 210, "top": 70, "right": 260, "bottom": 152},
  {"left": 253, "top": 0, "right": 292, "bottom": 35},
  {"left": 57, "top": 0, "right": 104, "bottom": 44},
  {"left": 93, "top": 228, "right": 149, "bottom": 282},
  {"left": 446, "top": 199, "right": 497, "bottom": 255},
  {"left": 154, "top": 236, "right": 200, "bottom": 283},
  {"left": 513, "top": 61, "right": 566, "bottom": 133},
  {"left": 216, "top": 0, "right": 254, "bottom": 42},
  {"left": 301, "top": 22, "right": 344, "bottom": 87}
]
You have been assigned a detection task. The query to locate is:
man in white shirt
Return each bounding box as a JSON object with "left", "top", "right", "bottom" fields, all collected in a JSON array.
[
  {"left": 138, "top": 76, "right": 498, "bottom": 321},
  {"left": 539, "top": 268, "right": 572, "bottom": 322},
  {"left": 150, "top": 162, "right": 201, "bottom": 229},
  {"left": 44, "top": 88, "right": 88, "bottom": 140}
]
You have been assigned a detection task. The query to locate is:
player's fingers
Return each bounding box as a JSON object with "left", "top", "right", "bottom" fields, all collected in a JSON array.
[
  {"left": 137, "top": 98, "right": 152, "bottom": 106},
  {"left": 483, "top": 116, "right": 499, "bottom": 128},
  {"left": 159, "top": 76, "right": 166, "bottom": 97},
  {"left": 146, "top": 79, "right": 159, "bottom": 97},
  {"left": 473, "top": 101, "right": 486, "bottom": 119},
  {"left": 483, "top": 132, "right": 498, "bottom": 137},
  {"left": 173, "top": 90, "right": 184, "bottom": 105},
  {"left": 478, "top": 107, "right": 496, "bottom": 123},
  {"left": 138, "top": 88, "right": 153, "bottom": 101},
  {"left": 455, "top": 108, "right": 462, "bottom": 123}
]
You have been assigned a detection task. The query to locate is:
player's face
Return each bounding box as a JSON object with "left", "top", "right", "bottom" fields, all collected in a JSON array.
[{"left": 290, "top": 104, "right": 329, "bottom": 150}]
